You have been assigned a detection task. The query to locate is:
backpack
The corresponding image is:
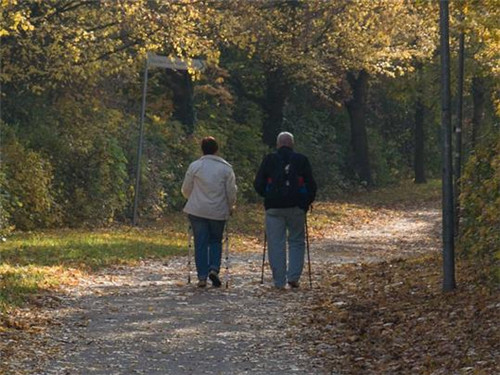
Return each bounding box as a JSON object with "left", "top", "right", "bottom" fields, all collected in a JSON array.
[{"left": 265, "top": 152, "right": 307, "bottom": 205}]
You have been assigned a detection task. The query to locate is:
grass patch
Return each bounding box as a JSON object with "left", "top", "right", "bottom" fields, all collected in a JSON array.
[
  {"left": 1, "top": 229, "right": 186, "bottom": 269},
  {"left": 339, "top": 179, "right": 441, "bottom": 207},
  {"left": 0, "top": 265, "right": 64, "bottom": 311},
  {"left": 0, "top": 226, "right": 187, "bottom": 314}
]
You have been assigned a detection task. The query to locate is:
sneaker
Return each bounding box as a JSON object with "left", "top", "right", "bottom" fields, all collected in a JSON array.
[
  {"left": 288, "top": 281, "right": 300, "bottom": 288},
  {"left": 208, "top": 270, "right": 221, "bottom": 288},
  {"left": 197, "top": 280, "right": 207, "bottom": 288}
]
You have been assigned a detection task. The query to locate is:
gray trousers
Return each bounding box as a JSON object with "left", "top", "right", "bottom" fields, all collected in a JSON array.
[{"left": 265, "top": 207, "right": 306, "bottom": 287}]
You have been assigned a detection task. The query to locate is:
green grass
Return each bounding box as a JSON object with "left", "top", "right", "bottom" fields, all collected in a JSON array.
[
  {"left": 2, "top": 229, "right": 186, "bottom": 268},
  {"left": 0, "top": 227, "right": 188, "bottom": 313}
]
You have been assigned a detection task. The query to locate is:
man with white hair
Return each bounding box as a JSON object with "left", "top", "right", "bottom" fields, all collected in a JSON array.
[{"left": 254, "top": 132, "right": 317, "bottom": 289}]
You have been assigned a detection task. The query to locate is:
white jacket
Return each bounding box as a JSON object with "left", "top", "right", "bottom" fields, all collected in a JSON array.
[{"left": 181, "top": 155, "right": 237, "bottom": 220}]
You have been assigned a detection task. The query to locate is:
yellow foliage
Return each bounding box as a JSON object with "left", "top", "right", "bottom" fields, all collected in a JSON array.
[
  {"left": 220, "top": 0, "right": 438, "bottom": 98},
  {"left": 459, "top": 133, "right": 500, "bottom": 284},
  {"left": 1, "top": 0, "right": 222, "bottom": 93}
]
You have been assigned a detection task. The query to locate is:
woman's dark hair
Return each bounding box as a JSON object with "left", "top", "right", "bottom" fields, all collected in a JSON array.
[{"left": 201, "top": 136, "right": 218, "bottom": 155}]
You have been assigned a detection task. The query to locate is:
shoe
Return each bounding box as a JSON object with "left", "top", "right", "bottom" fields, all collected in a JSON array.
[
  {"left": 197, "top": 280, "right": 207, "bottom": 288},
  {"left": 208, "top": 270, "right": 221, "bottom": 288},
  {"left": 288, "top": 281, "right": 300, "bottom": 288}
]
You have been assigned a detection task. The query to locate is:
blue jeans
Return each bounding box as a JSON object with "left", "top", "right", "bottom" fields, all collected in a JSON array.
[
  {"left": 188, "top": 215, "right": 226, "bottom": 281},
  {"left": 265, "top": 207, "right": 306, "bottom": 287}
]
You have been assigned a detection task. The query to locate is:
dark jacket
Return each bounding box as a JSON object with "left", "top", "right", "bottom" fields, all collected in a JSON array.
[{"left": 254, "top": 146, "right": 317, "bottom": 210}]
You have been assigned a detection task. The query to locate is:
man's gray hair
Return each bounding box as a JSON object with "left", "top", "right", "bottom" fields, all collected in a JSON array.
[{"left": 276, "top": 131, "right": 294, "bottom": 148}]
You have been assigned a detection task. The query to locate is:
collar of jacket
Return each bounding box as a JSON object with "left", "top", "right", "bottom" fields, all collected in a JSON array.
[
  {"left": 277, "top": 146, "right": 294, "bottom": 154},
  {"left": 200, "top": 154, "right": 232, "bottom": 167}
]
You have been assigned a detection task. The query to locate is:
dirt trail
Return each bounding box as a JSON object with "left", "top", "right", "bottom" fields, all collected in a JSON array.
[{"left": 4, "top": 204, "right": 441, "bottom": 375}]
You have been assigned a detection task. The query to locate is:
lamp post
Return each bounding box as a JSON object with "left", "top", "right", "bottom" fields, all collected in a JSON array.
[
  {"left": 132, "top": 53, "right": 205, "bottom": 226},
  {"left": 455, "top": 13, "right": 465, "bottom": 234},
  {"left": 439, "top": 0, "right": 456, "bottom": 291}
]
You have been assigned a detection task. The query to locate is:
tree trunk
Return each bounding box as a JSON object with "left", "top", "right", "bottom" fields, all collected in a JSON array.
[
  {"left": 262, "top": 68, "right": 288, "bottom": 147},
  {"left": 169, "top": 70, "right": 195, "bottom": 134},
  {"left": 471, "top": 76, "right": 486, "bottom": 147},
  {"left": 414, "top": 62, "right": 426, "bottom": 184},
  {"left": 414, "top": 96, "right": 427, "bottom": 183},
  {"left": 346, "top": 70, "right": 373, "bottom": 186}
]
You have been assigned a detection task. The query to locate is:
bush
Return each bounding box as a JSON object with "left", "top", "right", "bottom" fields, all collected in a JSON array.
[
  {"left": 1, "top": 139, "right": 60, "bottom": 230},
  {"left": 140, "top": 120, "right": 199, "bottom": 216},
  {"left": 459, "top": 133, "right": 500, "bottom": 284},
  {"left": 62, "top": 135, "right": 129, "bottom": 226},
  {"left": 0, "top": 169, "right": 12, "bottom": 236}
]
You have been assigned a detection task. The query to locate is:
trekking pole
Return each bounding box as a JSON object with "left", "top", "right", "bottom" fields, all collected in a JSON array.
[
  {"left": 260, "top": 229, "right": 267, "bottom": 284},
  {"left": 305, "top": 213, "right": 312, "bottom": 289},
  {"left": 187, "top": 224, "right": 192, "bottom": 284},
  {"left": 224, "top": 221, "right": 230, "bottom": 289}
]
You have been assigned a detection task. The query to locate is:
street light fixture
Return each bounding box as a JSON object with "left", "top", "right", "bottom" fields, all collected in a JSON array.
[{"left": 132, "top": 53, "right": 205, "bottom": 226}]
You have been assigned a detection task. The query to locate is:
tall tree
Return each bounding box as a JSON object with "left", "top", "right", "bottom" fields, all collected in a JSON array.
[
  {"left": 220, "top": 1, "right": 437, "bottom": 185},
  {"left": 346, "top": 70, "right": 373, "bottom": 185},
  {"left": 1, "top": 0, "right": 224, "bottom": 225},
  {"left": 414, "top": 64, "right": 427, "bottom": 184},
  {"left": 262, "top": 68, "right": 289, "bottom": 147},
  {"left": 0, "top": 0, "right": 221, "bottom": 94},
  {"left": 287, "top": 0, "right": 437, "bottom": 185},
  {"left": 456, "top": 0, "right": 500, "bottom": 147}
]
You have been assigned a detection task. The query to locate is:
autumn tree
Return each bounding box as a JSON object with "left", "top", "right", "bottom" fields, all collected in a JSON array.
[
  {"left": 219, "top": 0, "right": 438, "bottom": 185},
  {"left": 454, "top": 0, "right": 500, "bottom": 148},
  {"left": 0, "top": 0, "right": 223, "bottom": 226},
  {"left": 323, "top": 0, "right": 437, "bottom": 186}
]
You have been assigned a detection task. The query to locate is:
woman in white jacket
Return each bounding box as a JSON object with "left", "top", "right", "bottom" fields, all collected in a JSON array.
[{"left": 181, "top": 137, "right": 237, "bottom": 287}]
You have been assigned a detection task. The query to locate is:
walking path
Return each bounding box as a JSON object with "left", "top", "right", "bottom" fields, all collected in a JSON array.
[{"left": 5, "top": 203, "right": 441, "bottom": 374}]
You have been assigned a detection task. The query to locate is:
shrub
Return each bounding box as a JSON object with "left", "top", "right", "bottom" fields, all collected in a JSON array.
[
  {"left": 0, "top": 169, "right": 12, "bottom": 237},
  {"left": 459, "top": 133, "right": 500, "bottom": 284},
  {"left": 1, "top": 139, "right": 60, "bottom": 230},
  {"left": 63, "top": 135, "right": 128, "bottom": 226}
]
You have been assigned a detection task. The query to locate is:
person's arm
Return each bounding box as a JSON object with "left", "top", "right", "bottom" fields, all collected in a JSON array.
[
  {"left": 181, "top": 163, "right": 195, "bottom": 199},
  {"left": 303, "top": 157, "right": 317, "bottom": 204},
  {"left": 253, "top": 156, "right": 268, "bottom": 197},
  {"left": 226, "top": 169, "right": 237, "bottom": 209}
]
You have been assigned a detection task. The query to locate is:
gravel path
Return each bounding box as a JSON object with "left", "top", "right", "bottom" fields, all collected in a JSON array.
[
  {"left": 41, "top": 255, "right": 322, "bottom": 375},
  {"left": 8, "top": 204, "right": 441, "bottom": 375}
]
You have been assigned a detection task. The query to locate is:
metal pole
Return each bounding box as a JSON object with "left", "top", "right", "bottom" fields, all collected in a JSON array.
[
  {"left": 261, "top": 229, "right": 267, "bottom": 284},
  {"left": 439, "top": 0, "right": 456, "bottom": 291},
  {"left": 454, "top": 18, "right": 465, "bottom": 235},
  {"left": 305, "top": 213, "right": 312, "bottom": 289},
  {"left": 132, "top": 59, "right": 149, "bottom": 226},
  {"left": 224, "top": 221, "right": 230, "bottom": 289},
  {"left": 187, "top": 225, "right": 192, "bottom": 284}
]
